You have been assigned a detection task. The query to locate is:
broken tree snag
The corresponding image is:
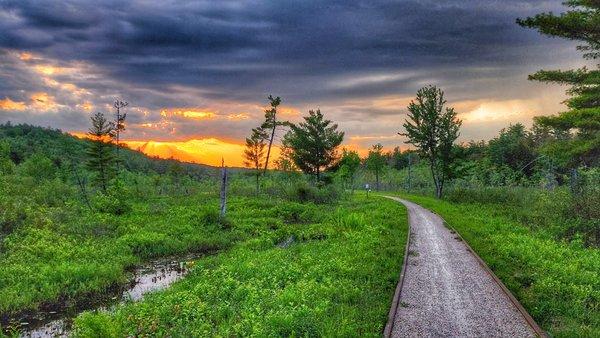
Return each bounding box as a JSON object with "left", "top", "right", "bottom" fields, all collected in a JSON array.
[{"left": 220, "top": 158, "right": 228, "bottom": 218}]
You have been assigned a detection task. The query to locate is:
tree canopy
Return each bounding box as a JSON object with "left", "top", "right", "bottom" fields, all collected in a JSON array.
[
  {"left": 283, "top": 109, "right": 344, "bottom": 181},
  {"left": 401, "top": 86, "right": 461, "bottom": 198}
]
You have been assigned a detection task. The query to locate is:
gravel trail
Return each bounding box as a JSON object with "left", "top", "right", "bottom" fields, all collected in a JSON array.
[{"left": 386, "top": 197, "right": 538, "bottom": 338}]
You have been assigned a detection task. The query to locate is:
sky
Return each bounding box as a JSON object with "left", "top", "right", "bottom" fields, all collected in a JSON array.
[{"left": 0, "top": 0, "right": 584, "bottom": 166}]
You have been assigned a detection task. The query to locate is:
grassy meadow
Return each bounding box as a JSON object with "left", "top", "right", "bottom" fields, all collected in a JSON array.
[{"left": 72, "top": 195, "right": 407, "bottom": 337}]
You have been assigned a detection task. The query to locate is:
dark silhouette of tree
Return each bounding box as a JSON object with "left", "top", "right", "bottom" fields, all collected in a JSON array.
[
  {"left": 283, "top": 109, "right": 344, "bottom": 181},
  {"left": 261, "top": 95, "right": 282, "bottom": 174},
  {"left": 243, "top": 127, "right": 267, "bottom": 194},
  {"left": 86, "top": 112, "right": 115, "bottom": 192},
  {"left": 365, "top": 143, "right": 387, "bottom": 191},
  {"left": 400, "top": 86, "right": 461, "bottom": 198},
  {"left": 517, "top": 1, "right": 600, "bottom": 166}
]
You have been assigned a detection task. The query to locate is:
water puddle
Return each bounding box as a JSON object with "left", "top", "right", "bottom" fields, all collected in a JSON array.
[{"left": 3, "top": 254, "right": 201, "bottom": 337}]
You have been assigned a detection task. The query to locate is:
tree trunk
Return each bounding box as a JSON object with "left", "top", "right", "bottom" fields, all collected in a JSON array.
[
  {"left": 375, "top": 170, "right": 380, "bottom": 191},
  {"left": 430, "top": 161, "right": 442, "bottom": 199},
  {"left": 256, "top": 173, "right": 260, "bottom": 195},
  {"left": 220, "top": 166, "right": 228, "bottom": 218},
  {"left": 264, "top": 124, "right": 276, "bottom": 174}
]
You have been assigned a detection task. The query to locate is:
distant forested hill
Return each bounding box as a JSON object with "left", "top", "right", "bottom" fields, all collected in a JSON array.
[{"left": 0, "top": 123, "right": 216, "bottom": 179}]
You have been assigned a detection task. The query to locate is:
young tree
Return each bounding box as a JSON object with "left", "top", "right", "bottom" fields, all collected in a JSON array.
[
  {"left": 400, "top": 86, "right": 461, "bottom": 198},
  {"left": 274, "top": 143, "right": 298, "bottom": 173},
  {"left": 365, "top": 143, "right": 387, "bottom": 190},
  {"left": 338, "top": 149, "right": 361, "bottom": 192},
  {"left": 283, "top": 109, "right": 344, "bottom": 181},
  {"left": 86, "top": 112, "right": 115, "bottom": 192},
  {"left": 261, "top": 95, "right": 283, "bottom": 173},
  {"left": 517, "top": 2, "right": 600, "bottom": 166},
  {"left": 113, "top": 100, "right": 128, "bottom": 175},
  {"left": 243, "top": 127, "right": 267, "bottom": 194}
]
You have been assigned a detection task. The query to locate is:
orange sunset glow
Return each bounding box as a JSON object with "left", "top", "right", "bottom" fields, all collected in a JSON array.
[{"left": 123, "top": 139, "right": 280, "bottom": 167}]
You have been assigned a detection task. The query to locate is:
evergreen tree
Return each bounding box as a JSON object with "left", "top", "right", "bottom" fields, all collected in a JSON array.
[
  {"left": 283, "top": 109, "right": 344, "bottom": 181},
  {"left": 243, "top": 127, "right": 267, "bottom": 194},
  {"left": 85, "top": 112, "right": 115, "bottom": 192},
  {"left": 517, "top": 1, "right": 600, "bottom": 166},
  {"left": 400, "top": 86, "right": 461, "bottom": 198},
  {"left": 365, "top": 143, "right": 387, "bottom": 191}
]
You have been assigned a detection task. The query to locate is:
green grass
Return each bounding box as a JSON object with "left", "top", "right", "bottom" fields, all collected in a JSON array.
[
  {"left": 0, "top": 194, "right": 239, "bottom": 317},
  {"left": 72, "top": 195, "right": 408, "bottom": 337},
  {"left": 394, "top": 193, "right": 599, "bottom": 338}
]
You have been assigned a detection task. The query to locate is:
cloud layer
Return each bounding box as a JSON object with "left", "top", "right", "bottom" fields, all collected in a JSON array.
[{"left": 0, "top": 0, "right": 583, "bottom": 154}]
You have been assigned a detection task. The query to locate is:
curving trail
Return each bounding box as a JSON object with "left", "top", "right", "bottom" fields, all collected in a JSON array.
[{"left": 385, "top": 197, "right": 542, "bottom": 338}]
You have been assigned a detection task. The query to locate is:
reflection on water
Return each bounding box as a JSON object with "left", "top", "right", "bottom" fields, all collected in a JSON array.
[{"left": 7, "top": 255, "right": 197, "bottom": 338}]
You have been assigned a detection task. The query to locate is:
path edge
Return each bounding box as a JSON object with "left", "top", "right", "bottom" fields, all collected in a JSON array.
[
  {"left": 388, "top": 195, "right": 548, "bottom": 338},
  {"left": 381, "top": 196, "right": 412, "bottom": 338},
  {"left": 433, "top": 209, "right": 548, "bottom": 338}
]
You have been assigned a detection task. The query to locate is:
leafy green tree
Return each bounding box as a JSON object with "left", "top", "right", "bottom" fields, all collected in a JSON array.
[
  {"left": 0, "top": 140, "right": 15, "bottom": 175},
  {"left": 400, "top": 86, "right": 461, "bottom": 198},
  {"left": 19, "top": 153, "right": 56, "bottom": 182},
  {"left": 517, "top": 1, "right": 600, "bottom": 166},
  {"left": 86, "top": 112, "right": 115, "bottom": 192},
  {"left": 243, "top": 127, "right": 267, "bottom": 194},
  {"left": 365, "top": 143, "right": 387, "bottom": 190},
  {"left": 261, "top": 95, "right": 284, "bottom": 173},
  {"left": 283, "top": 109, "right": 344, "bottom": 181},
  {"left": 337, "top": 149, "right": 361, "bottom": 192},
  {"left": 488, "top": 124, "right": 537, "bottom": 176}
]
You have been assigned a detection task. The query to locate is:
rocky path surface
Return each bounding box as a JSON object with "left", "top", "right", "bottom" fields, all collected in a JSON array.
[{"left": 386, "top": 197, "right": 541, "bottom": 338}]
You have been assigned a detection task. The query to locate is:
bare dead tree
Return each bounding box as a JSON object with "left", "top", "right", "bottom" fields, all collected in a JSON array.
[{"left": 113, "top": 99, "right": 128, "bottom": 172}]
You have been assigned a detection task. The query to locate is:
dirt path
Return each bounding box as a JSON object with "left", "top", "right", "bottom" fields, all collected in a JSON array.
[{"left": 386, "top": 197, "right": 541, "bottom": 338}]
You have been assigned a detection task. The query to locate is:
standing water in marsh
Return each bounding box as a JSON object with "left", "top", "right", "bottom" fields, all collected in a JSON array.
[{"left": 4, "top": 254, "right": 200, "bottom": 338}]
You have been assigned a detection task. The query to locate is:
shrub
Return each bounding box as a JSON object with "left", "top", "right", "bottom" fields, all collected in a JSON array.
[
  {"left": 92, "top": 184, "right": 132, "bottom": 215},
  {"left": 285, "top": 181, "right": 340, "bottom": 204}
]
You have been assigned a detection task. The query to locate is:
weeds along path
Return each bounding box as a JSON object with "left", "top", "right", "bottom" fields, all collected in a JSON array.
[{"left": 384, "top": 196, "right": 542, "bottom": 338}]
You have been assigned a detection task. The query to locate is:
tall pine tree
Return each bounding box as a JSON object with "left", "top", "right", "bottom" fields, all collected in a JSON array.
[
  {"left": 86, "top": 112, "right": 115, "bottom": 192},
  {"left": 283, "top": 109, "right": 344, "bottom": 181},
  {"left": 517, "top": 1, "right": 600, "bottom": 166}
]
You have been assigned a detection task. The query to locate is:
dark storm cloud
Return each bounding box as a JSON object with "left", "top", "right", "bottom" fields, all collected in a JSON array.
[
  {"left": 0, "top": 0, "right": 579, "bottom": 142},
  {"left": 0, "top": 1, "right": 569, "bottom": 94}
]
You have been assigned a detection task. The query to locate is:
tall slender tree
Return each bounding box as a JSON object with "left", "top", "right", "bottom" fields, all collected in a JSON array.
[
  {"left": 365, "top": 143, "right": 387, "bottom": 191},
  {"left": 86, "top": 112, "right": 115, "bottom": 192},
  {"left": 243, "top": 127, "right": 267, "bottom": 194},
  {"left": 113, "top": 99, "right": 128, "bottom": 171},
  {"left": 261, "top": 95, "right": 282, "bottom": 173},
  {"left": 400, "top": 86, "right": 461, "bottom": 198},
  {"left": 283, "top": 109, "right": 344, "bottom": 181}
]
